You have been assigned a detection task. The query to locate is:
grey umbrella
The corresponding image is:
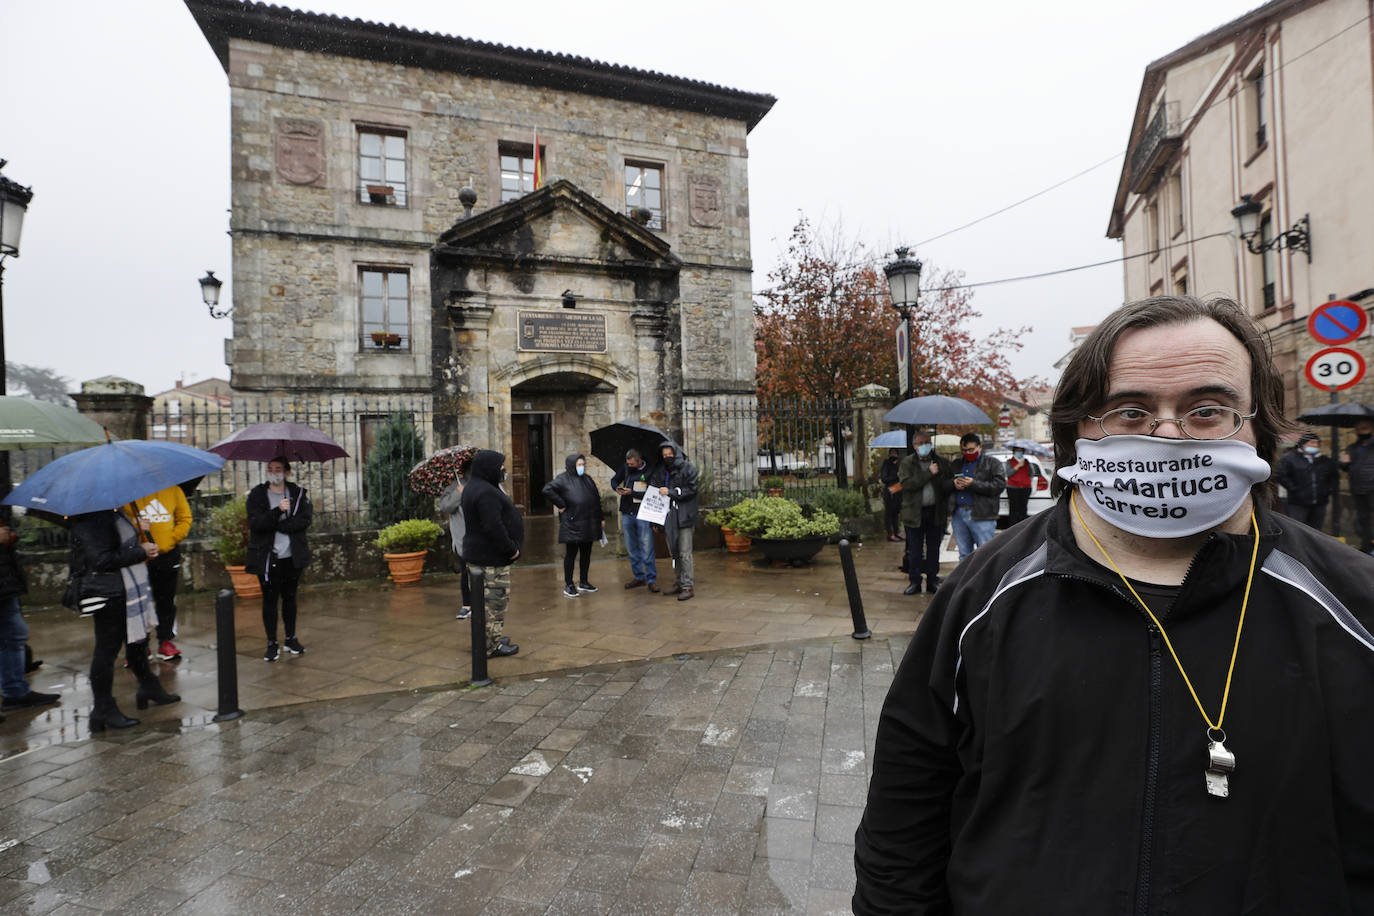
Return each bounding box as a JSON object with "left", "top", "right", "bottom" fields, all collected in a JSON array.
[
  {"left": 884, "top": 395, "right": 993, "bottom": 427},
  {"left": 1296, "top": 402, "right": 1374, "bottom": 428},
  {"left": 1003, "top": 438, "right": 1053, "bottom": 458}
]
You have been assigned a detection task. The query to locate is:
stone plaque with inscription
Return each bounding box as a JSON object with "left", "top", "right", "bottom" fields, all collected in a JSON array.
[
  {"left": 276, "top": 118, "right": 326, "bottom": 187},
  {"left": 517, "top": 310, "right": 608, "bottom": 353},
  {"left": 688, "top": 175, "right": 723, "bottom": 228}
]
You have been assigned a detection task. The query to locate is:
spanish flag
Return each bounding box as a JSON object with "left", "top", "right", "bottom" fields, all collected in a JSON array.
[{"left": 532, "top": 128, "right": 543, "bottom": 191}]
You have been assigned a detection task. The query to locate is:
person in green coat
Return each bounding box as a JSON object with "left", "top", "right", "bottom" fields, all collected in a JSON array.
[{"left": 899, "top": 432, "right": 954, "bottom": 595}]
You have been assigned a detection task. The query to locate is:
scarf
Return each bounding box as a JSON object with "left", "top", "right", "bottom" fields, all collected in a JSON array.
[{"left": 114, "top": 514, "right": 158, "bottom": 645}]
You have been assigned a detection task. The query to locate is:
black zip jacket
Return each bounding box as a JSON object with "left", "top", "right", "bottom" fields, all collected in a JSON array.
[
  {"left": 69, "top": 511, "right": 148, "bottom": 577},
  {"left": 647, "top": 441, "right": 698, "bottom": 529},
  {"left": 460, "top": 449, "right": 524, "bottom": 567},
  {"left": 245, "top": 481, "right": 313, "bottom": 574},
  {"left": 854, "top": 496, "right": 1374, "bottom": 915},
  {"left": 1274, "top": 449, "right": 1338, "bottom": 507},
  {"left": 610, "top": 461, "right": 654, "bottom": 515},
  {"left": 542, "top": 454, "right": 603, "bottom": 544}
]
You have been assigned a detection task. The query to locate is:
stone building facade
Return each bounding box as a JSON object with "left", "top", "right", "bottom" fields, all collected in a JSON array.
[
  {"left": 187, "top": 0, "right": 773, "bottom": 512},
  {"left": 1108, "top": 0, "right": 1374, "bottom": 458}
]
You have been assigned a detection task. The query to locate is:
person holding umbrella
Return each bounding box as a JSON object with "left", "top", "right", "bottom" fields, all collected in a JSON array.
[
  {"left": 543, "top": 454, "right": 605, "bottom": 598},
  {"left": 610, "top": 448, "right": 658, "bottom": 591},
  {"left": 246, "top": 458, "right": 313, "bottom": 662},
  {"left": 69, "top": 508, "right": 180, "bottom": 730}
]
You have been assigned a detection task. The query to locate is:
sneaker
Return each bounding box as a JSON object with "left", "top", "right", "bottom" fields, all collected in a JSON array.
[
  {"left": 1, "top": 690, "right": 60, "bottom": 711},
  {"left": 456, "top": 606, "right": 471, "bottom": 619},
  {"left": 577, "top": 582, "right": 598, "bottom": 593},
  {"left": 563, "top": 585, "right": 580, "bottom": 598},
  {"left": 487, "top": 641, "right": 519, "bottom": 658},
  {"left": 156, "top": 639, "right": 182, "bottom": 661},
  {"left": 284, "top": 636, "right": 305, "bottom": 655},
  {"left": 264, "top": 641, "right": 279, "bottom": 663}
]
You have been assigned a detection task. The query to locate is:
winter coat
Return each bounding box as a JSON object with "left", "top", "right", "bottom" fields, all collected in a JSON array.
[
  {"left": 437, "top": 478, "right": 466, "bottom": 556},
  {"left": 648, "top": 441, "right": 699, "bottom": 530},
  {"left": 879, "top": 455, "right": 902, "bottom": 487},
  {"left": 245, "top": 481, "right": 313, "bottom": 575},
  {"left": 0, "top": 526, "right": 26, "bottom": 599},
  {"left": 69, "top": 511, "right": 148, "bottom": 578},
  {"left": 460, "top": 449, "right": 524, "bottom": 567},
  {"left": 1275, "top": 449, "right": 1339, "bottom": 507},
  {"left": 898, "top": 452, "right": 954, "bottom": 530},
  {"left": 950, "top": 451, "right": 1006, "bottom": 521},
  {"left": 1343, "top": 435, "right": 1374, "bottom": 494},
  {"left": 854, "top": 497, "right": 1374, "bottom": 916},
  {"left": 542, "top": 454, "right": 604, "bottom": 544},
  {"left": 610, "top": 460, "right": 654, "bottom": 516}
]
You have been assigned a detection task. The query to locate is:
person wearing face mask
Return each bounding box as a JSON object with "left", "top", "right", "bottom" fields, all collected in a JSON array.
[
  {"left": 610, "top": 449, "right": 658, "bottom": 591},
  {"left": 1339, "top": 419, "right": 1374, "bottom": 552},
  {"left": 246, "top": 457, "right": 313, "bottom": 662},
  {"left": 1274, "top": 432, "right": 1338, "bottom": 532},
  {"left": 897, "top": 432, "right": 953, "bottom": 595},
  {"left": 949, "top": 433, "right": 1005, "bottom": 560},
  {"left": 542, "top": 453, "right": 605, "bottom": 599},
  {"left": 1004, "top": 446, "right": 1033, "bottom": 526},
  {"left": 855, "top": 296, "right": 1374, "bottom": 915},
  {"left": 879, "top": 449, "right": 905, "bottom": 542},
  {"left": 460, "top": 449, "right": 523, "bottom": 658}
]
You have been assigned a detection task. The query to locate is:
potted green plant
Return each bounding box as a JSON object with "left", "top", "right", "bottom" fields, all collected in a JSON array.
[
  {"left": 762, "top": 475, "right": 785, "bottom": 497},
  {"left": 370, "top": 331, "right": 402, "bottom": 348},
  {"left": 731, "top": 496, "right": 839, "bottom": 566},
  {"left": 706, "top": 505, "right": 751, "bottom": 553},
  {"left": 208, "top": 496, "right": 260, "bottom": 598},
  {"left": 375, "top": 518, "right": 443, "bottom": 586}
]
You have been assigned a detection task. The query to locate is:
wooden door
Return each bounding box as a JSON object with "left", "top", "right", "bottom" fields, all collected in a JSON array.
[{"left": 510, "top": 415, "right": 531, "bottom": 513}]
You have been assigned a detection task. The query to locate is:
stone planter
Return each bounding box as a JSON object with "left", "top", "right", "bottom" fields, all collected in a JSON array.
[
  {"left": 754, "top": 535, "right": 829, "bottom": 566},
  {"left": 225, "top": 565, "right": 262, "bottom": 599},
  {"left": 720, "top": 527, "right": 752, "bottom": 554},
  {"left": 383, "top": 550, "right": 427, "bottom": 586}
]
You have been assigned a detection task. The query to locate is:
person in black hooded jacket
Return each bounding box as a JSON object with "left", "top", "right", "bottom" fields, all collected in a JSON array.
[
  {"left": 648, "top": 440, "right": 698, "bottom": 601},
  {"left": 460, "top": 449, "right": 523, "bottom": 658},
  {"left": 542, "top": 453, "right": 605, "bottom": 598}
]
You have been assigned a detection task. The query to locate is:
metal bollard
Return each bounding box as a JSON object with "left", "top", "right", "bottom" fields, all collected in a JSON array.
[
  {"left": 838, "top": 539, "right": 871, "bottom": 640},
  {"left": 212, "top": 588, "right": 244, "bottom": 722},
  {"left": 468, "top": 568, "right": 491, "bottom": 687}
]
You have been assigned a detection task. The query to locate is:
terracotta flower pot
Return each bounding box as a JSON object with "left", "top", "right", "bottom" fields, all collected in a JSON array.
[
  {"left": 225, "top": 565, "right": 262, "bottom": 599},
  {"left": 721, "top": 527, "right": 752, "bottom": 554},
  {"left": 766, "top": 488, "right": 784, "bottom": 498},
  {"left": 384, "top": 550, "right": 427, "bottom": 586}
]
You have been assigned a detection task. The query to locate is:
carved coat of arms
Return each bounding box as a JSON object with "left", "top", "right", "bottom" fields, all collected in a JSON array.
[
  {"left": 275, "top": 119, "right": 326, "bottom": 187},
  {"left": 688, "top": 175, "right": 723, "bottom": 228}
]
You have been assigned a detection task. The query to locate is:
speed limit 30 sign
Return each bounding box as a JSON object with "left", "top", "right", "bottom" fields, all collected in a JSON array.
[{"left": 1304, "top": 347, "right": 1367, "bottom": 392}]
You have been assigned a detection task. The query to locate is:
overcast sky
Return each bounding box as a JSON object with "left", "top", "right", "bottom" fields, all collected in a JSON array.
[{"left": 1, "top": 0, "right": 1264, "bottom": 397}]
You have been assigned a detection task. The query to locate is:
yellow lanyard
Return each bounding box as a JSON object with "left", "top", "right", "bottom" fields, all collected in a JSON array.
[{"left": 1070, "top": 491, "right": 1260, "bottom": 734}]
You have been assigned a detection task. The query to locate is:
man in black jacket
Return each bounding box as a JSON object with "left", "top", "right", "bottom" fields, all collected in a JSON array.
[
  {"left": 649, "top": 441, "right": 698, "bottom": 601},
  {"left": 855, "top": 296, "right": 1374, "bottom": 915},
  {"left": 610, "top": 449, "right": 658, "bottom": 591},
  {"left": 461, "top": 449, "right": 523, "bottom": 658},
  {"left": 0, "top": 517, "right": 59, "bottom": 716},
  {"left": 1274, "top": 431, "right": 1338, "bottom": 531},
  {"left": 878, "top": 449, "right": 904, "bottom": 542},
  {"left": 949, "top": 433, "right": 1005, "bottom": 560},
  {"left": 1341, "top": 418, "right": 1374, "bottom": 552}
]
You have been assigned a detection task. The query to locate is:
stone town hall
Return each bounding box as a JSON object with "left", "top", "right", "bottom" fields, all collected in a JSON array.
[{"left": 186, "top": 0, "right": 774, "bottom": 511}]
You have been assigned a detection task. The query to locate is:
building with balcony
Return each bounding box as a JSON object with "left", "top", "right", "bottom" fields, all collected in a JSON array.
[{"left": 1107, "top": 0, "right": 1374, "bottom": 433}]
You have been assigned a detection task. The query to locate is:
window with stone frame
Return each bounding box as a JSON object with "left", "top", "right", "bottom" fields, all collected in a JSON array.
[
  {"left": 625, "top": 161, "right": 664, "bottom": 229},
  {"left": 1166, "top": 171, "right": 1184, "bottom": 236},
  {"left": 499, "top": 142, "right": 543, "bottom": 202},
  {"left": 1259, "top": 214, "right": 1276, "bottom": 310},
  {"left": 358, "top": 128, "right": 407, "bottom": 206},
  {"left": 359, "top": 267, "right": 410, "bottom": 351}
]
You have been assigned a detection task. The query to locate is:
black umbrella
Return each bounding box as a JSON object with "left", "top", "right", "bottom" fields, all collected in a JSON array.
[
  {"left": 884, "top": 395, "right": 993, "bottom": 426},
  {"left": 1296, "top": 402, "right": 1374, "bottom": 428},
  {"left": 589, "top": 421, "right": 681, "bottom": 470}
]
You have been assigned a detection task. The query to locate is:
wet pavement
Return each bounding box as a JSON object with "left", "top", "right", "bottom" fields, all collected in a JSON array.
[{"left": 0, "top": 535, "right": 954, "bottom": 914}]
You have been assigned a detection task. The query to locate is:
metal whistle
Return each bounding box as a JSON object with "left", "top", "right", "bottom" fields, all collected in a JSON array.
[{"left": 1205, "top": 739, "right": 1235, "bottom": 799}]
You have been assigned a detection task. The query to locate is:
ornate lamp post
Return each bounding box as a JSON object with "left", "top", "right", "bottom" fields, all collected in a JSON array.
[
  {"left": 884, "top": 246, "right": 923, "bottom": 400},
  {"left": 0, "top": 160, "right": 35, "bottom": 501},
  {"left": 198, "top": 270, "right": 228, "bottom": 318},
  {"left": 1230, "top": 194, "right": 1312, "bottom": 262}
]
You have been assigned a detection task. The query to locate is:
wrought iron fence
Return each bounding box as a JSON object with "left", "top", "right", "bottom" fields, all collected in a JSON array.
[{"left": 681, "top": 397, "right": 855, "bottom": 508}]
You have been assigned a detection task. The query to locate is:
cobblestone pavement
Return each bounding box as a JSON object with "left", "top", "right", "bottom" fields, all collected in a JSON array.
[{"left": 0, "top": 635, "right": 910, "bottom": 915}]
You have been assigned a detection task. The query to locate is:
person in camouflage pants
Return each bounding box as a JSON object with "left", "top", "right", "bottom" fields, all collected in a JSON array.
[
  {"left": 478, "top": 564, "right": 510, "bottom": 652},
  {"left": 459, "top": 449, "right": 524, "bottom": 659}
]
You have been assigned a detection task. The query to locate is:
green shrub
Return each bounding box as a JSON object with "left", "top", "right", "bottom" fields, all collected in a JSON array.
[
  {"left": 809, "top": 487, "right": 868, "bottom": 519},
  {"left": 762, "top": 476, "right": 785, "bottom": 489},
  {"left": 209, "top": 496, "right": 250, "bottom": 566},
  {"left": 365, "top": 412, "right": 431, "bottom": 526},
  {"left": 374, "top": 519, "right": 443, "bottom": 553},
  {"left": 728, "top": 496, "right": 839, "bottom": 539}
]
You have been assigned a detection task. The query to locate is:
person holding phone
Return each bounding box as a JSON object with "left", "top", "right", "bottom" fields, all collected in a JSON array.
[
  {"left": 611, "top": 449, "right": 658, "bottom": 591},
  {"left": 950, "top": 433, "right": 1005, "bottom": 560},
  {"left": 246, "top": 457, "right": 313, "bottom": 663}
]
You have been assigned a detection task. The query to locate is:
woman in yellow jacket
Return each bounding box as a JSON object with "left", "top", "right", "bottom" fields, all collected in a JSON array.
[{"left": 129, "top": 485, "right": 192, "bottom": 661}]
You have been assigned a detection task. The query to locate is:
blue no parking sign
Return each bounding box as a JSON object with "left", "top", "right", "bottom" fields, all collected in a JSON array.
[{"left": 1308, "top": 300, "right": 1368, "bottom": 345}]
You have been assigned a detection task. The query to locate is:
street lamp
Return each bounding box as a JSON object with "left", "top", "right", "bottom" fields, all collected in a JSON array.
[
  {"left": 198, "top": 269, "right": 229, "bottom": 318},
  {"left": 884, "top": 246, "right": 922, "bottom": 400},
  {"left": 0, "top": 159, "right": 35, "bottom": 502},
  {"left": 1230, "top": 194, "right": 1312, "bottom": 262}
]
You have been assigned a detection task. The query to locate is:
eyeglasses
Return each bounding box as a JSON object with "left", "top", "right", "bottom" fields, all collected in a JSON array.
[{"left": 1085, "top": 406, "right": 1256, "bottom": 440}]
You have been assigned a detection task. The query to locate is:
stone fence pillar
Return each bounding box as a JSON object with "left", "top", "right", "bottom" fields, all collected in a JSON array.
[
  {"left": 851, "top": 383, "right": 893, "bottom": 489},
  {"left": 72, "top": 376, "right": 151, "bottom": 441}
]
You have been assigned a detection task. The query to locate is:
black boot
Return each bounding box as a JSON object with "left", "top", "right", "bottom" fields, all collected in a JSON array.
[
  {"left": 90, "top": 696, "right": 139, "bottom": 732},
  {"left": 135, "top": 679, "right": 181, "bottom": 710}
]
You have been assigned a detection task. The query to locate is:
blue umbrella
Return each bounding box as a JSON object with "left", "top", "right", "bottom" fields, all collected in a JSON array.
[
  {"left": 884, "top": 395, "right": 993, "bottom": 426},
  {"left": 2, "top": 440, "right": 226, "bottom": 519},
  {"left": 867, "top": 430, "right": 910, "bottom": 449}
]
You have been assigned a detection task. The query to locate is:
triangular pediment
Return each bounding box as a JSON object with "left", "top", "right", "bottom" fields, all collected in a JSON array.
[{"left": 434, "top": 179, "right": 679, "bottom": 268}]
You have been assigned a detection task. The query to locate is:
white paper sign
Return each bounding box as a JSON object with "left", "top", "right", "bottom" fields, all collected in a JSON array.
[{"left": 636, "top": 487, "right": 670, "bottom": 525}]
